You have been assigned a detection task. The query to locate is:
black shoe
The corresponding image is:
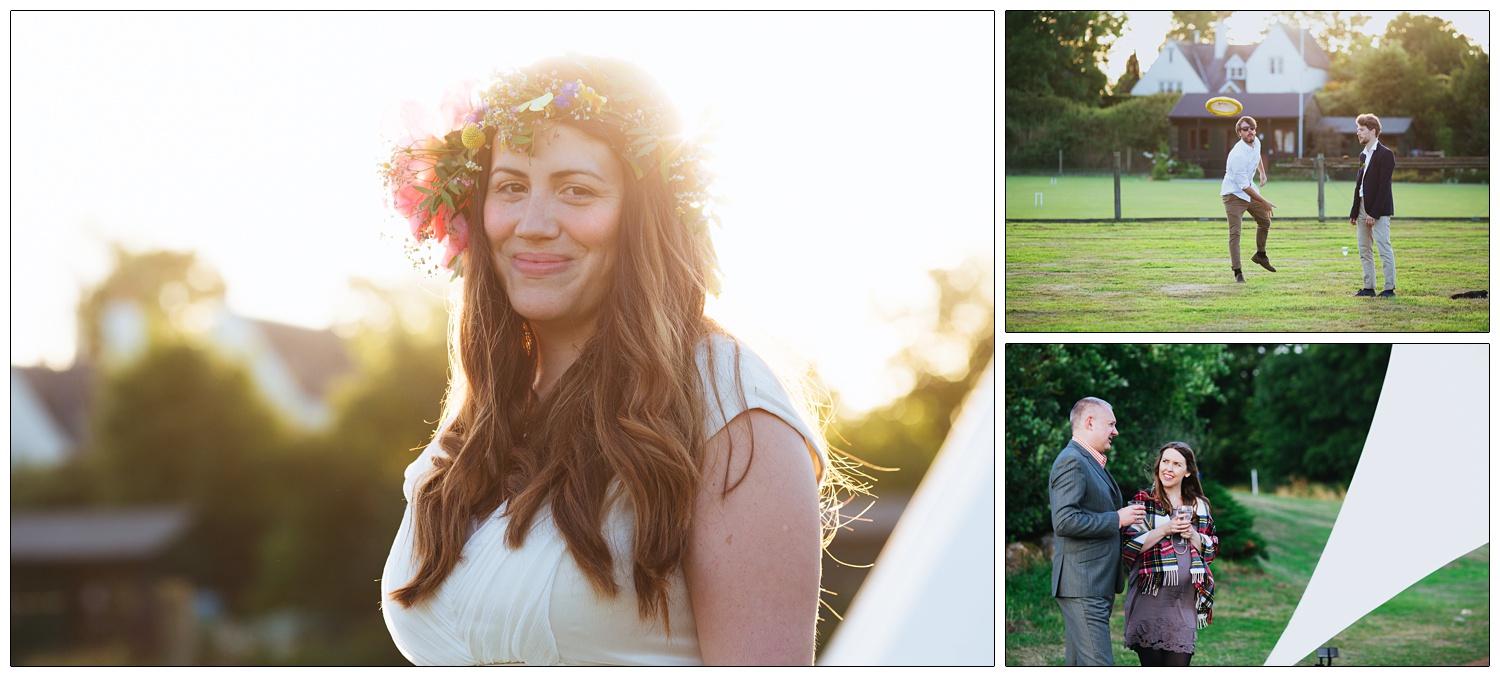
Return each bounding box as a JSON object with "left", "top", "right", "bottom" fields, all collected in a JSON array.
[
  {"left": 1234, "top": 271, "right": 1245, "bottom": 283},
  {"left": 1251, "top": 252, "right": 1277, "bottom": 272},
  {"left": 1354, "top": 288, "right": 1375, "bottom": 297},
  {"left": 1378, "top": 289, "right": 1396, "bottom": 298}
]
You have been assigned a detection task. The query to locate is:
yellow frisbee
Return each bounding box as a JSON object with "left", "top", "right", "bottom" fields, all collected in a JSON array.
[{"left": 1206, "top": 96, "right": 1243, "bottom": 117}]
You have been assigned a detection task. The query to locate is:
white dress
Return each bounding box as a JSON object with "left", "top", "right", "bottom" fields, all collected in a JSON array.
[{"left": 380, "top": 335, "right": 827, "bottom": 665}]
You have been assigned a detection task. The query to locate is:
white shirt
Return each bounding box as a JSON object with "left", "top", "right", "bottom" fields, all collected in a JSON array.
[
  {"left": 1220, "top": 139, "right": 1259, "bottom": 201},
  {"left": 381, "top": 335, "right": 827, "bottom": 665},
  {"left": 1358, "top": 137, "right": 1380, "bottom": 199}
]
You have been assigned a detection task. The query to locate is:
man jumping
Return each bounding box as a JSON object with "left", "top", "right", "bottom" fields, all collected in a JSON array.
[{"left": 1219, "top": 116, "right": 1279, "bottom": 283}]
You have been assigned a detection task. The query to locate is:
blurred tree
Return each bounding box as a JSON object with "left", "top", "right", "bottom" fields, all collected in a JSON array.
[
  {"left": 1195, "top": 344, "right": 1277, "bottom": 486},
  {"left": 1348, "top": 43, "right": 1448, "bottom": 149},
  {"left": 1005, "top": 11, "right": 1127, "bottom": 105},
  {"left": 1247, "top": 344, "right": 1391, "bottom": 488},
  {"left": 1201, "top": 478, "right": 1266, "bottom": 561},
  {"left": 251, "top": 320, "right": 448, "bottom": 634},
  {"left": 1004, "top": 344, "right": 1226, "bottom": 542},
  {"left": 1445, "top": 51, "right": 1490, "bottom": 156},
  {"left": 1383, "top": 12, "right": 1474, "bottom": 76},
  {"left": 91, "top": 339, "right": 285, "bottom": 611},
  {"left": 1271, "top": 11, "right": 1372, "bottom": 55},
  {"left": 1162, "top": 11, "right": 1225, "bottom": 48},
  {"left": 834, "top": 258, "right": 994, "bottom": 491},
  {"left": 78, "top": 245, "right": 225, "bottom": 363},
  {"left": 1113, "top": 52, "right": 1142, "bottom": 96}
]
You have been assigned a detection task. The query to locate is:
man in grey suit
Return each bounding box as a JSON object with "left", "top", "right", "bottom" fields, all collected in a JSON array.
[{"left": 1050, "top": 397, "right": 1143, "bottom": 665}]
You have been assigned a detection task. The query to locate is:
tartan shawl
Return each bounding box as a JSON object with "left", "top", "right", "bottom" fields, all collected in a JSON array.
[{"left": 1121, "top": 489, "right": 1218, "bottom": 628}]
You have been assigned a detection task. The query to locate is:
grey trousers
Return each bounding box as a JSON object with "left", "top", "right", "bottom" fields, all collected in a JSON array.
[
  {"left": 1057, "top": 595, "right": 1116, "bottom": 666},
  {"left": 1356, "top": 199, "right": 1395, "bottom": 291}
]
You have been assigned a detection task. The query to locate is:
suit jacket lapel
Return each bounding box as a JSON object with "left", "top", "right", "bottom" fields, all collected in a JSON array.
[{"left": 1067, "top": 440, "right": 1122, "bottom": 507}]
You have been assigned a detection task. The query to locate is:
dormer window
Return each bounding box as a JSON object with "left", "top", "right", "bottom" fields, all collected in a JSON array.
[
  {"left": 1270, "top": 57, "right": 1284, "bottom": 75},
  {"left": 1229, "top": 65, "right": 1244, "bottom": 79}
]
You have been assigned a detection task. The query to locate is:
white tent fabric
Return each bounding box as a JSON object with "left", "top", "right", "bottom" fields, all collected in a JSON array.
[
  {"left": 1264, "top": 344, "right": 1488, "bottom": 665},
  {"left": 818, "top": 361, "right": 995, "bottom": 666}
]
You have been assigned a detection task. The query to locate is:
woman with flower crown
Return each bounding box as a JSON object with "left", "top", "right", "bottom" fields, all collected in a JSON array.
[
  {"left": 1120, "top": 441, "right": 1218, "bottom": 666},
  {"left": 376, "top": 55, "right": 845, "bottom": 666}
]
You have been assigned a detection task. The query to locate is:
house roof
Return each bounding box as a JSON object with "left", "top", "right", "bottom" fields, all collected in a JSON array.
[
  {"left": 14, "top": 362, "right": 96, "bottom": 448},
  {"left": 1275, "top": 23, "right": 1332, "bottom": 69},
  {"left": 12, "top": 506, "right": 190, "bottom": 563},
  {"left": 251, "top": 319, "right": 354, "bottom": 399},
  {"left": 1180, "top": 43, "right": 1257, "bottom": 93},
  {"left": 1170, "top": 92, "right": 1318, "bottom": 119},
  {"left": 1169, "top": 24, "right": 1331, "bottom": 92},
  {"left": 1321, "top": 116, "right": 1413, "bottom": 135}
]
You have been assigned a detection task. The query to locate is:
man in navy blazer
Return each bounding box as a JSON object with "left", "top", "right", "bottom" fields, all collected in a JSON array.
[
  {"left": 1349, "top": 113, "right": 1397, "bottom": 297},
  {"left": 1049, "top": 397, "right": 1144, "bottom": 665}
]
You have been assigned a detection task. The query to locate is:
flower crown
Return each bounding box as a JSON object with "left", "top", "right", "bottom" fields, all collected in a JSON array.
[{"left": 380, "top": 62, "right": 719, "bottom": 292}]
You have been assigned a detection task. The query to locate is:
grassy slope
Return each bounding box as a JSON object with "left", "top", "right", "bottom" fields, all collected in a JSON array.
[
  {"left": 1003, "top": 491, "right": 1489, "bottom": 666},
  {"left": 1006, "top": 177, "right": 1490, "bottom": 220},
  {"left": 1004, "top": 219, "right": 1488, "bottom": 331}
]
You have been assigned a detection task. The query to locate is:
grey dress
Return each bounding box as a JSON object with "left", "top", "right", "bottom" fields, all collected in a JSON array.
[{"left": 1123, "top": 542, "right": 1198, "bottom": 654}]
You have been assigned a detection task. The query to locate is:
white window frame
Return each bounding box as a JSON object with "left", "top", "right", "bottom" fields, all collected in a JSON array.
[{"left": 1270, "top": 57, "right": 1283, "bottom": 75}]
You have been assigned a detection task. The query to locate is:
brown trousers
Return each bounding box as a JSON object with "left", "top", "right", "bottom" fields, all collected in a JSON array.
[{"left": 1222, "top": 194, "right": 1272, "bottom": 271}]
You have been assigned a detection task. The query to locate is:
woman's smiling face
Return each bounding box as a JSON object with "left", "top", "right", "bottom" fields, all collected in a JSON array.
[
  {"left": 484, "top": 124, "right": 626, "bottom": 332},
  {"left": 1158, "top": 448, "right": 1188, "bottom": 490}
]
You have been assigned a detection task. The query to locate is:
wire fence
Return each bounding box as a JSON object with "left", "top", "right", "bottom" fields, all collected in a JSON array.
[{"left": 1006, "top": 154, "right": 1491, "bottom": 222}]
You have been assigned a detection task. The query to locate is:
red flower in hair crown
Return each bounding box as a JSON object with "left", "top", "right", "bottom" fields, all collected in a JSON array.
[{"left": 379, "top": 59, "right": 720, "bottom": 292}]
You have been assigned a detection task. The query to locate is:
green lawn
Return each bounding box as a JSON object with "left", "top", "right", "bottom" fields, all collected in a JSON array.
[
  {"left": 1004, "top": 492, "right": 1490, "bottom": 666},
  {"left": 1005, "top": 219, "right": 1488, "bottom": 331},
  {"left": 1006, "top": 177, "right": 1490, "bottom": 220}
]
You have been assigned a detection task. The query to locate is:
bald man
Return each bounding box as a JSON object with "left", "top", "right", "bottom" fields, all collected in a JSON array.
[{"left": 1050, "top": 397, "right": 1143, "bottom": 666}]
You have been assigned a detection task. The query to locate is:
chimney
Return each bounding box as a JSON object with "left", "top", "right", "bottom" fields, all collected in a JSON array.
[
  {"left": 1215, "top": 21, "right": 1227, "bottom": 60},
  {"left": 1193, "top": 30, "right": 1201, "bottom": 44}
]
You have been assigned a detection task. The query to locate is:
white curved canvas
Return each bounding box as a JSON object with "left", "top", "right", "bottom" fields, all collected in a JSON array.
[
  {"left": 1265, "top": 344, "right": 1488, "bottom": 665},
  {"left": 817, "top": 361, "right": 995, "bottom": 666}
]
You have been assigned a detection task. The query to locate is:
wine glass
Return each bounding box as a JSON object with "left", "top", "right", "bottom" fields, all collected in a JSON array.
[
  {"left": 1127, "top": 500, "right": 1146, "bottom": 529},
  {"left": 1171, "top": 505, "right": 1194, "bottom": 550}
]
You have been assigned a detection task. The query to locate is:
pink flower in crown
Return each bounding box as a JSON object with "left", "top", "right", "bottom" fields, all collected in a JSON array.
[
  {"left": 392, "top": 79, "right": 479, "bottom": 146},
  {"left": 444, "top": 212, "right": 470, "bottom": 268}
]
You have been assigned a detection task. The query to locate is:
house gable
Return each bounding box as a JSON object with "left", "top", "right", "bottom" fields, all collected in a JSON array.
[
  {"left": 1245, "top": 23, "right": 1330, "bottom": 93},
  {"left": 1224, "top": 53, "right": 1247, "bottom": 82},
  {"left": 1131, "top": 40, "right": 1209, "bottom": 95}
]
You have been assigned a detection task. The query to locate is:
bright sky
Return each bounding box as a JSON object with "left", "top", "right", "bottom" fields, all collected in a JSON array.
[
  {"left": 7, "top": 12, "right": 995, "bottom": 417},
  {"left": 1102, "top": 11, "right": 1490, "bottom": 85}
]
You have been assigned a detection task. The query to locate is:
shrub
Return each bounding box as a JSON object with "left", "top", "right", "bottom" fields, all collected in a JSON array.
[
  {"left": 1456, "top": 169, "right": 1488, "bottom": 184},
  {"left": 1202, "top": 478, "right": 1267, "bottom": 561}
]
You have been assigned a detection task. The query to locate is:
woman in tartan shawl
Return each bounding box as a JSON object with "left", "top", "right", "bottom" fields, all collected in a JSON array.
[{"left": 1120, "top": 441, "right": 1217, "bottom": 666}]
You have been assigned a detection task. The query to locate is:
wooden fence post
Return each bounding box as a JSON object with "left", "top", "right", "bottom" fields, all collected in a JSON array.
[
  {"left": 1114, "top": 151, "right": 1122, "bottom": 221},
  {"left": 1316, "top": 153, "right": 1325, "bottom": 221}
]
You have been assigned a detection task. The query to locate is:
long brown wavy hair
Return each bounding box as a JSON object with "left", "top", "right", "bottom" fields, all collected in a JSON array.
[{"left": 389, "top": 56, "right": 746, "bottom": 628}]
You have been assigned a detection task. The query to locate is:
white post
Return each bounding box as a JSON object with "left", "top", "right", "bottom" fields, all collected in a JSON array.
[
  {"left": 1297, "top": 26, "right": 1305, "bottom": 158},
  {"left": 1252, "top": 469, "right": 1260, "bottom": 495}
]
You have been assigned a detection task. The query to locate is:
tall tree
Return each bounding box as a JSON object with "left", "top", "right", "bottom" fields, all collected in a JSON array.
[
  {"left": 1114, "top": 52, "right": 1142, "bottom": 96},
  {"left": 1005, "top": 11, "right": 1127, "bottom": 105},
  {"left": 77, "top": 245, "right": 225, "bottom": 363},
  {"left": 1349, "top": 43, "right": 1448, "bottom": 148},
  {"left": 1383, "top": 12, "right": 1474, "bottom": 76},
  {"left": 1446, "top": 51, "right": 1489, "bottom": 156},
  {"left": 92, "top": 340, "right": 285, "bottom": 611},
  {"left": 837, "top": 257, "right": 994, "bottom": 490},
  {"left": 1246, "top": 344, "right": 1391, "bottom": 487},
  {"left": 1162, "top": 11, "right": 1226, "bottom": 48},
  {"left": 1272, "top": 11, "right": 1372, "bottom": 55}
]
